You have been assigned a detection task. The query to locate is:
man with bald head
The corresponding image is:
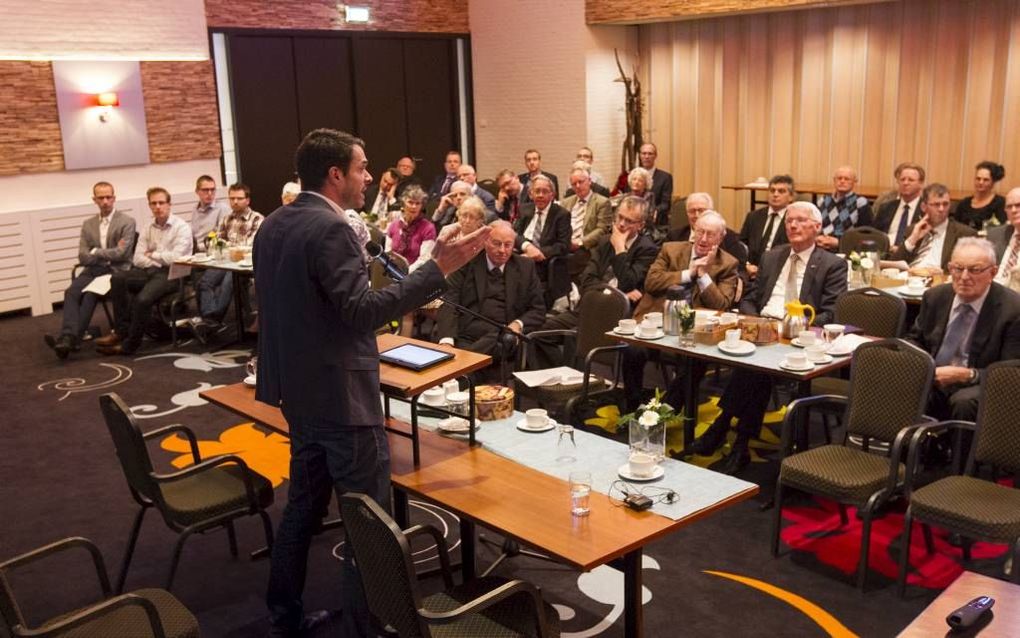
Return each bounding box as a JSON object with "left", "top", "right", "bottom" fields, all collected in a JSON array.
[
  {"left": 683, "top": 201, "right": 847, "bottom": 473},
  {"left": 816, "top": 166, "right": 872, "bottom": 251},
  {"left": 988, "top": 187, "right": 1020, "bottom": 292}
]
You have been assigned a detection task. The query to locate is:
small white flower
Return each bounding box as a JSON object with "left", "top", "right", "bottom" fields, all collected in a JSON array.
[
  {"left": 860, "top": 257, "right": 874, "bottom": 270},
  {"left": 639, "top": 410, "right": 659, "bottom": 426}
]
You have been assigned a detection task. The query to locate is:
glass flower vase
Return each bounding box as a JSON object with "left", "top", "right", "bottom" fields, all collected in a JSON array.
[{"left": 629, "top": 418, "right": 665, "bottom": 462}]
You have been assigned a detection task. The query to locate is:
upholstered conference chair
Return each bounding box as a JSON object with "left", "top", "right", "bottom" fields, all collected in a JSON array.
[
  {"left": 0, "top": 537, "right": 199, "bottom": 638},
  {"left": 339, "top": 493, "right": 559, "bottom": 637},
  {"left": 838, "top": 225, "right": 890, "bottom": 255},
  {"left": 771, "top": 339, "right": 934, "bottom": 590},
  {"left": 898, "top": 360, "right": 1020, "bottom": 595},
  {"left": 100, "top": 393, "right": 274, "bottom": 593}
]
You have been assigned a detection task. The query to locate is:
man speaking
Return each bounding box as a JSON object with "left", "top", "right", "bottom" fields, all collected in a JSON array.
[{"left": 254, "top": 129, "right": 489, "bottom": 636}]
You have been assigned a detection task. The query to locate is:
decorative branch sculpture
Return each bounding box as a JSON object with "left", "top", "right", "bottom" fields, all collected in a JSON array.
[{"left": 614, "top": 48, "right": 644, "bottom": 181}]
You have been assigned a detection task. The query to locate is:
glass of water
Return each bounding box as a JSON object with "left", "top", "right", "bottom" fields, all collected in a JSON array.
[
  {"left": 569, "top": 471, "right": 591, "bottom": 517},
  {"left": 556, "top": 424, "right": 577, "bottom": 464}
]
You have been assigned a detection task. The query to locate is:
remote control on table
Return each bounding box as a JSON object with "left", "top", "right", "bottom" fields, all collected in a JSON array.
[{"left": 946, "top": 595, "right": 994, "bottom": 630}]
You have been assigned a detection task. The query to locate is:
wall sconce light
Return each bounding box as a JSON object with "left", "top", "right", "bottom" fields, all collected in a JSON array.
[
  {"left": 95, "top": 91, "right": 119, "bottom": 122},
  {"left": 344, "top": 6, "right": 370, "bottom": 23}
]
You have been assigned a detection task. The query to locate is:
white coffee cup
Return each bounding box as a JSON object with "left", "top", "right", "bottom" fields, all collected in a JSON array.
[
  {"left": 823, "top": 323, "right": 845, "bottom": 342},
  {"left": 422, "top": 387, "right": 446, "bottom": 406},
  {"left": 442, "top": 379, "right": 461, "bottom": 397},
  {"left": 645, "top": 312, "right": 663, "bottom": 328},
  {"left": 720, "top": 312, "right": 738, "bottom": 325},
  {"left": 629, "top": 452, "right": 656, "bottom": 478},
  {"left": 638, "top": 320, "right": 657, "bottom": 337},
  {"left": 785, "top": 352, "right": 808, "bottom": 368},
  {"left": 525, "top": 408, "right": 549, "bottom": 428},
  {"left": 617, "top": 319, "right": 637, "bottom": 334},
  {"left": 798, "top": 330, "right": 816, "bottom": 346},
  {"left": 907, "top": 276, "right": 925, "bottom": 292},
  {"left": 725, "top": 328, "right": 741, "bottom": 347},
  {"left": 805, "top": 344, "right": 828, "bottom": 362}
]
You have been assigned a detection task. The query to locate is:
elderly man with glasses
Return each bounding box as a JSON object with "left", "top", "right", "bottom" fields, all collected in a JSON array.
[{"left": 905, "top": 237, "right": 1020, "bottom": 421}]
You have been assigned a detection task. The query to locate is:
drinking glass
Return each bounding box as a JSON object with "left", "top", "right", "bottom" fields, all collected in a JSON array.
[
  {"left": 569, "top": 471, "right": 591, "bottom": 516},
  {"left": 556, "top": 424, "right": 577, "bottom": 464}
]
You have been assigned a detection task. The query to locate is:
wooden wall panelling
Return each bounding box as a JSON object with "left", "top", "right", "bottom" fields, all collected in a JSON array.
[
  {"left": 797, "top": 10, "right": 829, "bottom": 184},
  {"left": 351, "top": 38, "right": 409, "bottom": 179},
  {"left": 293, "top": 37, "right": 356, "bottom": 137}
]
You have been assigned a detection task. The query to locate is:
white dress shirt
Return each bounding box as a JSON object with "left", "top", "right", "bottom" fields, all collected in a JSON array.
[
  {"left": 133, "top": 215, "right": 192, "bottom": 268},
  {"left": 522, "top": 204, "right": 551, "bottom": 249},
  {"left": 886, "top": 197, "right": 920, "bottom": 245},
  {"left": 903, "top": 219, "right": 948, "bottom": 269}
]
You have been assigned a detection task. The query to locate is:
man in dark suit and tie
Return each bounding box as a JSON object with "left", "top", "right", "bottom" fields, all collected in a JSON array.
[
  {"left": 684, "top": 201, "right": 848, "bottom": 474},
  {"left": 625, "top": 143, "right": 674, "bottom": 226},
  {"left": 436, "top": 220, "right": 546, "bottom": 374},
  {"left": 989, "top": 187, "right": 1020, "bottom": 292},
  {"left": 513, "top": 174, "right": 572, "bottom": 304},
  {"left": 519, "top": 148, "right": 560, "bottom": 203},
  {"left": 494, "top": 168, "right": 525, "bottom": 223},
  {"left": 905, "top": 237, "right": 1020, "bottom": 421},
  {"left": 889, "top": 183, "right": 976, "bottom": 271},
  {"left": 872, "top": 162, "right": 926, "bottom": 248},
  {"left": 739, "top": 174, "right": 795, "bottom": 277},
  {"left": 44, "top": 181, "right": 135, "bottom": 359},
  {"left": 426, "top": 150, "right": 462, "bottom": 202},
  {"left": 254, "top": 129, "right": 488, "bottom": 637}
]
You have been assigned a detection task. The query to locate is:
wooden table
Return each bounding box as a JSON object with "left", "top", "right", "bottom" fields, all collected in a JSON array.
[
  {"left": 898, "top": 571, "right": 1020, "bottom": 637},
  {"left": 722, "top": 182, "right": 969, "bottom": 212},
  {"left": 199, "top": 382, "right": 759, "bottom": 638}
]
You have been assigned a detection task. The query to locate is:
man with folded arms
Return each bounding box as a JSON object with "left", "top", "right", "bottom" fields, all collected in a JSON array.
[
  {"left": 874, "top": 162, "right": 926, "bottom": 247},
  {"left": 437, "top": 221, "right": 545, "bottom": 370},
  {"left": 889, "top": 183, "right": 975, "bottom": 271},
  {"left": 45, "top": 182, "right": 135, "bottom": 359},
  {"left": 990, "top": 187, "right": 1020, "bottom": 292},
  {"left": 683, "top": 202, "right": 847, "bottom": 474},
  {"left": 623, "top": 210, "right": 740, "bottom": 410},
  {"left": 816, "top": 166, "right": 872, "bottom": 251},
  {"left": 739, "top": 175, "right": 794, "bottom": 278},
  {"left": 96, "top": 187, "right": 192, "bottom": 355},
  {"left": 561, "top": 165, "right": 612, "bottom": 280},
  {"left": 531, "top": 196, "right": 658, "bottom": 369},
  {"left": 905, "top": 237, "right": 1020, "bottom": 421}
]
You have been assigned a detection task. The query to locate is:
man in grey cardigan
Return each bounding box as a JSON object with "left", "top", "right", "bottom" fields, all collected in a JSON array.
[{"left": 44, "top": 182, "right": 135, "bottom": 359}]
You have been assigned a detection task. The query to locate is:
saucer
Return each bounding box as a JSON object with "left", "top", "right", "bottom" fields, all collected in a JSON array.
[
  {"left": 806, "top": 354, "right": 834, "bottom": 364},
  {"left": 900, "top": 288, "right": 925, "bottom": 297},
  {"left": 828, "top": 348, "right": 852, "bottom": 357},
  {"left": 516, "top": 418, "right": 556, "bottom": 433},
  {"left": 191, "top": 255, "right": 214, "bottom": 263},
  {"left": 617, "top": 463, "right": 665, "bottom": 482},
  {"left": 420, "top": 397, "right": 446, "bottom": 408},
  {"left": 718, "top": 340, "right": 756, "bottom": 356},
  {"left": 779, "top": 361, "right": 815, "bottom": 371},
  {"left": 243, "top": 375, "right": 257, "bottom": 387},
  {"left": 238, "top": 260, "right": 253, "bottom": 268},
  {"left": 790, "top": 337, "right": 821, "bottom": 348},
  {"left": 635, "top": 330, "right": 665, "bottom": 340},
  {"left": 612, "top": 327, "right": 636, "bottom": 335},
  {"left": 438, "top": 417, "right": 476, "bottom": 434}
]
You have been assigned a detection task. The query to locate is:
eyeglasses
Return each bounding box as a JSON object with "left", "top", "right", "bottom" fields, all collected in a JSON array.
[
  {"left": 488, "top": 239, "right": 514, "bottom": 250},
  {"left": 197, "top": 188, "right": 216, "bottom": 193},
  {"left": 947, "top": 264, "right": 994, "bottom": 276},
  {"left": 785, "top": 217, "right": 814, "bottom": 226},
  {"left": 616, "top": 216, "right": 644, "bottom": 226}
]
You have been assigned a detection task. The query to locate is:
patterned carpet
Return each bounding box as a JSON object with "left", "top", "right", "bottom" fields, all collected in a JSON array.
[{"left": 2, "top": 309, "right": 1010, "bottom": 636}]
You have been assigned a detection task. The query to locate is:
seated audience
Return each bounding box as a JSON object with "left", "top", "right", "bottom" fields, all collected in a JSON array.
[
  {"left": 386, "top": 185, "right": 436, "bottom": 271},
  {"left": 905, "top": 238, "right": 1020, "bottom": 421},
  {"left": 394, "top": 155, "right": 422, "bottom": 197},
  {"left": 531, "top": 196, "right": 658, "bottom": 369},
  {"left": 816, "top": 166, "right": 872, "bottom": 251},
  {"left": 281, "top": 181, "right": 301, "bottom": 206},
  {"left": 44, "top": 181, "right": 136, "bottom": 359},
  {"left": 494, "top": 169, "right": 525, "bottom": 223},
  {"left": 564, "top": 160, "right": 611, "bottom": 198},
  {"left": 619, "top": 167, "right": 656, "bottom": 219},
  {"left": 561, "top": 166, "right": 612, "bottom": 279},
  {"left": 683, "top": 202, "right": 847, "bottom": 474},
  {"left": 437, "top": 221, "right": 545, "bottom": 368},
  {"left": 667, "top": 192, "right": 748, "bottom": 268},
  {"left": 514, "top": 174, "right": 571, "bottom": 301},
  {"left": 519, "top": 149, "right": 560, "bottom": 202},
  {"left": 192, "top": 183, "right": 264, "bottom": 340},
  {"left": 889, "top": 183, "right": 976, "bottom": 271},
  {"left": 623, "top": 210, "right": 740, "bottom": 409},
  {"left": 431, "top": 180, "right": 473, "bottom": 229},
  {"left": 427, "top": 150, "right": 462, "bottom": 201},
  {"left": 873, "top": 162, "right": 926, "bottom": 246},
  {"left": 575, "top": 146, "right": 606, "bottom": 186},
  {"left": 96, "top": 187, "right": 192, "bottom": 355},
  {"left": 364, "top": 167, "right": 401, "bottom": 224},
  {"left": 626, "top": 143, "right": 673, "bottom": 226},
  {"left": 739, "top": 174, "right": 794, "bottom": 277},
  {"left": 456, "top": 163, "right": 497, "bottom": 214},
  {"left": 954, "top": 161, "right": 1006, "bottom": 231},
  {"left": 990, "top": 187, "right": 1020, "bottom": 292},
  {"left": 456, "top": 195, "right": 490, "bottom": 234}
]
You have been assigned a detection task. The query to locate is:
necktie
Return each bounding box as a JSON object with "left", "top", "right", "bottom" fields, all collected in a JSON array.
[
  {"left": 510, "top": 198, "right": 520, "bottom": 224},
  {"left": 894, "top": 201, "right": 911, "bottom": 245},
  {"left": 762, "top": 212, "right": 777, "bottom": 249},
  {"left": 784, "top": 253, "right": 800, "bottom": 303},
  {"left": 912, "top": 230, "right": 934, "bottom": 266},
  {"left": 441, "top": 174, "right": 454, "bottom": 195},
  {"left": 1002, "top": 235, "right": 1020, "bottom": 280},
  {"left": 935, "top": 304, "right": 976, "bottom": 366},
  {"left": 532, "top": 211, "right": 544, "bottom": 244}
]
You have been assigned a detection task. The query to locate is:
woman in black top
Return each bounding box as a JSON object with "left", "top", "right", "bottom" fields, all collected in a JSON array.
[{"left": 954, "top": 161, "right": 1006, "bottom": 230}]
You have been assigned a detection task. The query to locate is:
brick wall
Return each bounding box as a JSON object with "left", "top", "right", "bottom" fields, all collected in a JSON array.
[
  {"left": 206, "top": 0, "right": 469, "bottom": 33},
  {"left": 0, "top": 63, "right": 63, "bottom": 175},
  {"left": 141, "top": 61, "right": 221, "bottom": 163}
]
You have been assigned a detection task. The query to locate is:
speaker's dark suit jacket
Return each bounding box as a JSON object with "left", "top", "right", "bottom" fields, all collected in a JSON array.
[
  {"left": 740, "top": 245, "right": 848, "bottom": 326},
  {"left": 739, "top": 207, "right": 790, "bottom": 266},
  {"left": 905, "top": 282, "right": 1020, "bottom": 382},
  {"left": 436, "top": 253, "right": 546, "bottom": 354},
  {"left": 888, "top": 220, "right": 976, "bottom": 270},
  {"left": 873, "top": 198, "right": 923, "bottom": 236},
  {"left": 254, "top": 193, "right": 446, "bottom": 423}
]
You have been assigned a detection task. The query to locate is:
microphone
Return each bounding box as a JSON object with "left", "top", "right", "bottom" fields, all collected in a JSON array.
[{"left": 365, "top": 241, "right": 405, "bottom": 281}]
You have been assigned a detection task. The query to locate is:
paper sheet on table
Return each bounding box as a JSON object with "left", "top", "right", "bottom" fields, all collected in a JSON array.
[
  {"left": 830, "top": 333, "right": 871, "bottom": 353},
  {"left": 82, "top": 274, "right": 111, "bottom": 295},
  {"left": 512, "top": 366, "right": 586, "bottom": 388}
]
